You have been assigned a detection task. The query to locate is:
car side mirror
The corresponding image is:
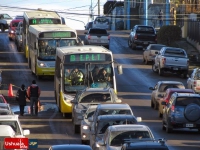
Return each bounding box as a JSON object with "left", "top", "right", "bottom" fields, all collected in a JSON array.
[
  {"left": 161, "top": 101, "right": 166, "bottom": 105},
  {"left": 70, "top": 99, "right": 77, "bottom": 104},
  {"left": 23, "top": 129, "right": 30, "bottom": 136},
  {"left": 149, "top": 87, "right": 154, "bottom": 90},
  {"left": 136, "top": 117, "right": 142, "bottom": 122},
  {"left": 88, "top": 116, "right": 93, "bottom": 122},
  {"left": 116, "top": 98, "right": 122, "bottom": 103},
  {"left": 97, "top": 140, "right": 105, "bottom": 146},
  {"left": 117, "top": 65, "right": 123, "bottom": 75}
]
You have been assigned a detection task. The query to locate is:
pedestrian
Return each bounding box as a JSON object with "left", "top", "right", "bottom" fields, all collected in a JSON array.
[
  {"left": 158, "top": 9, "right": 163, "bottom": 28},
  {"left": 16, "top": 84, "right": 29, "bottom": 116},
  {"left": 27, "top": 80, "right": 41, "bottom": 116}
]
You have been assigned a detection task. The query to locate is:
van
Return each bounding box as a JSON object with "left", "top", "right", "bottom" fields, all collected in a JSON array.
[{"left": 92, "top": 16, "right": 110, "bottom": 30}]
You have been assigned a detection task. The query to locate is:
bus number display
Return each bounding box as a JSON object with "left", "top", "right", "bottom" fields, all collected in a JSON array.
[
  {"left": 29, "top": 18, "right": 61, "bottom": 25},
  {"left": 65, "top": 54, "right": 111, "bottom": 62},
  {"left": 39, "top": 31, "right": 76, "bottom": 38}
]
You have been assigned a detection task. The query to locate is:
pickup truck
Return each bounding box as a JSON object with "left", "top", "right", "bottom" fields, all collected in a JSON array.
[
  {"left": 128, "top": 25, "right": 157, "bottom": 50},
  {"left": 0, "top": 14, "right": 13, "bottom": 32},
  {"left": 153, "top": 47, "right": 189, "bottom": 77},
  {"left": 84, "top": 28, "right": 110, "bottom": 49}
]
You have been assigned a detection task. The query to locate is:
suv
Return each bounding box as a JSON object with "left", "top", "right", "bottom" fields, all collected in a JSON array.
[
  {"left": 128, "top": 25, "right": 157, "bottom": 50},
  {"left": 70, "top": 88, "right": 121, "bottom": 134},
  {"left": 92, "top": 16, "right": 110, "bottom": 30},
  {"left": 162, "top": 93, "right": 200, "bottom": 133}
]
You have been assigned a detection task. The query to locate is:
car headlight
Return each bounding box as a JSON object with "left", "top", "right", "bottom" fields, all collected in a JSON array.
[
  {"left": 75, "top": 109, "right": 82, "bottom": 113},
  {"left": 38, "top": 62, "right": 47, "bottom": 67},
  {"left": 83, "top": 125, "right": 89, "bottom": 130},
  {"left": 11, "top": 30, "right": 14, "bottom": 33},
  {"left": 95, "top": 142, "right": 100, "bottom": 148}
]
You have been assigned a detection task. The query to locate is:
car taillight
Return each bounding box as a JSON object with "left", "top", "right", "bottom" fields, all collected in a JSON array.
[
  {"left": 134, "top": 34, "right": 137, "bottom": 40},
  {"left": 171, "top": 105, "right": 175, "bottom": 112},
  {"left": 108, "top": 35, "right": 110, "bottom": 40},
  {"left": 162, "top": 58, "right": 166, "bottom": 65},
  {"left": 194, "top": 81, "right": 196, "bottom": 87},
  {"left": 88, "top": 34, "right": 91, "bottom": 40}
]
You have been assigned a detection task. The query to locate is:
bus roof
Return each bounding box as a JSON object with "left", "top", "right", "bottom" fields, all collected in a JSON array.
[
  {"left": 29, "top": 24, "right": 77, "bottom": 36},
  {"left": 56, "top": 45, "right": 112, "bottom": 58},
  {"left": 24, "top": 10, "right": 60, "bottom": 22}
]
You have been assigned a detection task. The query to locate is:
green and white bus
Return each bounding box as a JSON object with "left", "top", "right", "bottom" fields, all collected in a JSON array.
[{"left": 28, "top": 24, "right": 80, "bottom": 78}]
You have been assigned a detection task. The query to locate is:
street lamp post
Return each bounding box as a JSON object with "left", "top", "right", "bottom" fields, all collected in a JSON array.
[{"left": 166, "top": 0, "right": 170, "bottom": 25}]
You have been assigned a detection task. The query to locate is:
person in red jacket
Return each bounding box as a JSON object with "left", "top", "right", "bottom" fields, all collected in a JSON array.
[{"left": 27, "top": 80, "right": 41, "bottom": 116}]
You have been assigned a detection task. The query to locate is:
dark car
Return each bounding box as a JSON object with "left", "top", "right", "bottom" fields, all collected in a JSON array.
[
  {"left": 14, "top": 21, "right": 23, "bottom": 51},
  {"left": 85, "top": 21, "right": 93, "bottom": 30},
  {"left": 49, "top": 144, "right": 92, "bottom": 150}
]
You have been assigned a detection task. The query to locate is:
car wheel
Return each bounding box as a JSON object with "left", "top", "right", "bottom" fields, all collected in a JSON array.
[
  {"left": 74, "top": 125, "right": 80, "bottom": 134},
  {"left": 162, "top": 121, "right": 166, "bottom": 130},
  {"left": 158, "top": 65, "right": 164, "bottom": 76},
  {"left": 152, "top": 63, "right": 158, "bottom": 73},
  {"left": 151, "top": 99, "right": 154, "bottom": 108},
  {"left": 166, "top": 119, "right": 173, "bottom": 133},
  {"left": 0, "top": 25, "right": 5, "bottom": 32},
  {"left": 128, "top": 38, "right": 131, "bottom": 48},
  {"left": 131, "top": 43, "right": 136, "bottom": 50}
]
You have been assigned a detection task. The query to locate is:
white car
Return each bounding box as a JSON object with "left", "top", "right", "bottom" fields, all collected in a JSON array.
[
  {"left": 81, "top": 105, "right": 98, "bottom": 145},
  {"left": 92, "top": 16, "right": 110, "bottom": 30},
  {"left": 187, "top": 68, "right": 200, "bottom": 93},
  {"left": 149, "top": 81, "right": 185, "bottom": 110},
  {"left": 143, "top": 44, "right": 166, "bottom": 64},
  {"left": 96, "top": 125, "right": 154, "bottom": 150}
]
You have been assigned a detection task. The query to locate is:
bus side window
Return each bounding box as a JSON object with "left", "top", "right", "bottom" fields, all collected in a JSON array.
[{"left": 55, "top": 56, "right": 61, "bottom": 78}]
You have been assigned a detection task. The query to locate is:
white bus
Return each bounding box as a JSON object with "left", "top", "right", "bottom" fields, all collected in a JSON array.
[
  {"left": 54, "top": 45, "right": 123, "bottom": 117},
  {"left": 28, "top": 24, "right": 81, "bottom": 78},
  {"left": 23, "top": 10, "right": 64, "bottom": 58}
]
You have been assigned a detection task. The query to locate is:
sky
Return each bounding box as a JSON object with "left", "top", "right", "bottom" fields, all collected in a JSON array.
[{"left": 0, "top": 0, "right": 108, "bottom": 29}]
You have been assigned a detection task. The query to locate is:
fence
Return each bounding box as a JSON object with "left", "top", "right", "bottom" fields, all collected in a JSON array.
[{"left": 188, "top": 20, "right": 200, "bottom": 44}]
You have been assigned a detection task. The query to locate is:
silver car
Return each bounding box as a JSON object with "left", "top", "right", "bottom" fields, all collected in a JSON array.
[
  {"left": 187, "top": 68, "right": 200, "bottom": 93},
  {"left": 162, "top": 93, "right": 200, "bottom": 133},
  {"left": 149, "top": 81, "right": 185, "bottom": 110},
  {"left": 81, "top": 104, "right": 98, "bottom": 145},
  {"left": 71, "top": 88, "right": 121, "bottom": 134},
  {"left": 143, "top": 44, "right": 166, "bottom": 64},
  {"left": 96, "top": 125, "right": 155, "bottom": 150}
]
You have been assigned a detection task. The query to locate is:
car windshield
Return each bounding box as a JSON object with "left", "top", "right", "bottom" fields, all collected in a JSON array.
[
  {"left": 12, "top": 22, "right": 20, "bottom": 27},
  {"left": 0, "top": 121, "right": 21, "bottom": 135},
  {"left": 175, "top": 97, "right": 200, "bottom": 106},
  {"left": 89, "top": 29, "right": 107, "bottom": 34},
  {"left": 159, "top": 84, "right": 184, "bottom": 92},
  {"left": 98, "top": 109, "right": 132, "bottom": 116},
  {"left": 38, "top": 39, "right": 78, "bottom": 60},
  {"left": 150, "top": 45, "right": 165, "bottom": 50},
  {"left": 64, "top": 64, "right": 113, "bottom": 92},
  {"left": 79, "top": 93, "right": 111, "bottom": 103},
  {"left": 3, "top": 14, "right": 12, "bottom": 19},
  {"left": 0, "top": 97, "right": 5, "bottom": 103},
  {"left": 85, "top": 108, "right": 96, "bottom": 119},
  {"left": 109, "top": 131, "right": 151, "bottom": 146},
  {"left": 97, "top": 120, "right": 136, "bottom": 134}
]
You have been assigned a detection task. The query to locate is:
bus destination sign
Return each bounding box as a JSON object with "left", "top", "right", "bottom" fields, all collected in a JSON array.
[
  {"left": 68, "top": 54, "right": 111, "bottom": 62},
  {"left": 29, "top": 18, "right": 61, "bottom": 25},
  {"left": 39, "top": 31, "right": 76, "bottom": 38}
]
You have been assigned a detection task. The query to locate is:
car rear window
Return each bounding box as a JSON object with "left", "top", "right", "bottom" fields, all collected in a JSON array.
[
  {"left": 95, "top": 17, "right": 109, "bottom": 23},
  {"left": 159, "top": 84, "right": 185, "bottom": 92},
  {"left": 136, "top": 26, "right": 155, "bottom": 34},
  {"left": 164, "top": 48, "right": 187, "bottom": 57},
  {"left": 175, "top": 97, "right": 200, "bottom": 106},
  {"left": 12, "top": 22, "right": 19, "bottom": 27},
  {"left": 150, "top": 45, "right": 165, "bottom": 50},
  {"left": 89, "top": 29, "right": 107, "bottom": 34}
]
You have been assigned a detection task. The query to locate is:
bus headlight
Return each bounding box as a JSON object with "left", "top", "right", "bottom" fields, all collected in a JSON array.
[
  {"left": 83, "top": 125, "right": 89, "bottom": 130},
  {"left": 38, "top": 62, "right": 47, "bottom": 67}
]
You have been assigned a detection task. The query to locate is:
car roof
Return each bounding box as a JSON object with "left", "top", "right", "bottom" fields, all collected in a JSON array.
[
  {"left": 97, "top": 103, "right": 130, "bottom": 109},
  {"left": 159, "top": 81, "right": 183, "bottom": 84},
  {"left": 108, "top": 125, "right": 150, "bottom": 132},
  {"left": 176, "top": 93, "right": 200, "bottom": 97},
  {"left": 0, "top": 115, "right": 19, "bottom": 121},
  {"left": 11, "top": 19, "right": 23, "bottom": 22},
  {"left": 167, "top": 88, "right": 194, "bottom": 93},
  {"left": 97, "top": 115, "right": 136, "bottom": 121},
  {"left": 50, "top": 144, "right": 92, "bottom": 150},
  {"left": 0, "top": 125, "right": 15, "bottom": 137},
  {"left": 126, "top": 141, "right": 168, "bottom": 149}
]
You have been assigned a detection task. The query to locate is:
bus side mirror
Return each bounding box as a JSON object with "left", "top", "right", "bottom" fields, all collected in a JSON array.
[
  {"left": 117, "top": 65, "right": 123, "bottom": 75},
  {"left": 34, "top": 42, "right": 38, "bottom": 49}
]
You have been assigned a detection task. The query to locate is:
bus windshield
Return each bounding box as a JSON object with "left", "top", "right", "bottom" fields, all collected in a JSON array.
[
  {"left": 64, "top": 63, "right": 114, "bottom": 92},
  {"left": 38, "top": 39, "right": 78, "bottom": 60}
]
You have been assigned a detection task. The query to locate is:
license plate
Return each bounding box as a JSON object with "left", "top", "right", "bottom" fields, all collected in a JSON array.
[
  {"left": 186, "top": 124, "right": 194, "bottom": 127},
  {"left": 97, "top": 39, "right": 101, "bottom": 42},
  {"left": 173, "top": 68, "right": 178, "bottom": 70}
]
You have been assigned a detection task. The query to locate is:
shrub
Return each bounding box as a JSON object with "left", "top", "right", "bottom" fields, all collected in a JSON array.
[{"left": 157, "top": 25, "right": 181, "bottom": 46}]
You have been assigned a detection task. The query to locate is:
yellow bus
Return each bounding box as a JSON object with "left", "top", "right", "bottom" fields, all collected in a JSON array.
[
  {"left": 54, "top": 45, "right": 123, "bottom": 117},
  {"left": 28, "top": 24, "right": 80, "bottom": 79},
  {"left": 23, "top": 10, "right": 63, "bottom": 58}
]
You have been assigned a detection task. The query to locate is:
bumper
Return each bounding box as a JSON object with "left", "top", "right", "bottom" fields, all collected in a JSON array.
[
  {"left": 162, "top": 65, "right": 188, "bottom": 71},
  {"left": 171, "top": 122, "right": 200, "bottom": 129},
  {"left": 60, "top": 92, "right": 72, "bottom": 113},
  {"left": 134, "top": 40, "right": 157, "bottom": 46},
  {"left": 36, "top": 67, "right": 55, "bottom": 76}
]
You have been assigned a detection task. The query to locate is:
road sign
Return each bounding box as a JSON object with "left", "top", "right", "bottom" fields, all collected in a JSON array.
[
  {"left": 29, "top": 139, "right": 38, "bottom": 148},
  {"left": 4, "top": 137, "right": 29, "bottom": 149}
]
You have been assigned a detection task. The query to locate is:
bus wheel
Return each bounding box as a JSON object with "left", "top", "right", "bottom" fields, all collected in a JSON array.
[
  {"left": 37, "top": 75, "right": 42, "bottom": 80},
  {"left": 64, "top": 113, "right": 72, "bottom": 119}
]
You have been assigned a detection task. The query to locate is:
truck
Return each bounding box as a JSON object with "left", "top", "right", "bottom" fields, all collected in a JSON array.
[
  {"left": 0, "top": 14, "right": 13, "bottom": 32},
  {"left": 128, "top": 25, "right": 157, "bottom": 50},
  {"left": 152, "top": 47, "right": 189, "bottom": 77}
]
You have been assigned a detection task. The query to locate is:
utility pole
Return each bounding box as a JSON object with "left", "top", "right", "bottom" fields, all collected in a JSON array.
[
  {"left": 98, "top": 0, "right": 100, "bottom": 16},
  {"left": 90, "top": 0, "right": 93, "bottom": 21}
]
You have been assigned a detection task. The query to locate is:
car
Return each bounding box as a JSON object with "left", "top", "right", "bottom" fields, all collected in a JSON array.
[
  {"left": 162, "top": 93, "right": 200, "bottom": 133},
  {"left": 149, "top": 81, "right": 185, "bottom": 110},
  {"left": 71, "top": 87, "right": 121, "bottom": 134},
  {"left": 143, "top": 44, "right": 166, "bottom": 64},
  {"left": 90, "top": 115, "right": 142, "bottom": 150},
  {"left": 0, "top": 103, "right": 12, "bottom": 111},
  {"left": 0, "top": 115, "right": 30, "bottom": 137},
  {"left": 0, "top": 108, "right": 13, "bottom": 115},
  {"left": 0, "top": 94, "right": 8, "bottom": 103},
  {"left": 187, "top": 68, "right": 200, "bottom": 93},
  {"left": 14, "top": 15, "right": 24, "bottom": 20},
  {"left": 121, "top": 139, "right": 169, "bottom": 150},
  {"left": 95, "top": 124, "right": 155, "bottom": 150},
  {"left": 14, "top": 21, "right": 23, "bottom": 51},
  {"left": 8, "top": 18, "right": 23, "bottom": 41},
  {"left": 158, "top": 88, "right": 195, "bottom": 118},
  {"left": 49, "top": 144, "right": 92, "bottom": 150},
  {"left": 0, "top": 13, "right": 13, "bottom": 32},
  {"left": 92, "top": 16, "right": 110, "bottom": 30},
  {"left": 85, "top": 21, "right": 93, "bottom": 30},
  {"left": 81, "top": 104, "right": 98, "bottom": 145},
  {"left": 88, "top": 103, "right": 134, "bottom": 136}
]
